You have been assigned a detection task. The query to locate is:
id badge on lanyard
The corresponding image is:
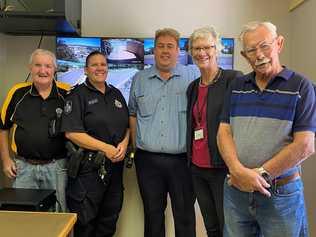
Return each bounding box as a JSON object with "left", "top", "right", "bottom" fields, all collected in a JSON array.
[{"left": 194, "top": 128, "right": 204, "bottom": 140}]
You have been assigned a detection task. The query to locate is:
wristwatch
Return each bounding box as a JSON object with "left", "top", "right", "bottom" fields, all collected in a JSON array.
[{"left": 257, "top": 167, "right": 272, "bottom": 183}]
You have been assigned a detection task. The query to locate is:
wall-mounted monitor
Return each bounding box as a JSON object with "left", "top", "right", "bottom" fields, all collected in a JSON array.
[
  {"left": 144, "top": 38, "right": 189, "bottom": 66},
  {"left": 218, "top": 38, "right": 234, "bottom": 70},
  {"left": 56, "top": 36, "right": 234, "bottom": 101},
  {"left": 56, "top": 37, "right": 101, "bottom": 86},
  {"left": 101, "top": 38, "right": 144, "bottom": 100}
]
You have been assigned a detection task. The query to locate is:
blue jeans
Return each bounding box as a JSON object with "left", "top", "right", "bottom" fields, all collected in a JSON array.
[
  {"left": 223, "top": 177, "right": 309, "bottom": 237},
  {"left": 13, "top": 158, "right": 68, "bottom": 212}
]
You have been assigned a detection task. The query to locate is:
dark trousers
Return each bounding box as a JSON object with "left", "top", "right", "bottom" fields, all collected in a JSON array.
[
  {"left": 191, "top": 164, "right": 227, "bottom": 237},
  {"left": 135, "top": 149, "right": 196, "bottom": 237},
  {"left": 66, "top": 158, "right": 124, "bottom": 237}
]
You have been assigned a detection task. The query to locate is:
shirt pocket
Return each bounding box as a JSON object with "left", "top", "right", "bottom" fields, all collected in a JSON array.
[{"left": 136, "top": 95, "right": 155, "bottom": 117}]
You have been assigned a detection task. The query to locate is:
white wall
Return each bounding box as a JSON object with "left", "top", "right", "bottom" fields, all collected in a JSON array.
[
  {"left": 0, "top": 34, "right": 55, "bottom": 100},
  {"left": 289, "top": 1, "right": 316, "bottom": 235},
  {"left": 81, "top": 0, "right": 291, "bottom": 74},
  {"left": 289, "top": 0, "right": 316, "bottom": 79}
]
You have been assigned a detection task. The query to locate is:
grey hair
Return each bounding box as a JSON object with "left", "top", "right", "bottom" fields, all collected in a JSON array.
[
  {"left": 29, "top": 49, "right": 57, "bottom": 68},
  {"left": 239, "top": 21, "right": 278, "bottom": 48},
  {"left": 189, "top": 26, "right": 223, "bottom": 55}
]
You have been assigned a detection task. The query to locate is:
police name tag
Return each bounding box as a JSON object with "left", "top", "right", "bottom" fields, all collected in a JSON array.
[{"left": 194, "top": 129, "right": 204, "bottom": 140}]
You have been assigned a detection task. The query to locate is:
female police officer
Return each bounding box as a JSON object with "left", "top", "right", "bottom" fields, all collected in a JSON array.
[{"left": 61, "top": 51, "right": 129, "bottom": 237}]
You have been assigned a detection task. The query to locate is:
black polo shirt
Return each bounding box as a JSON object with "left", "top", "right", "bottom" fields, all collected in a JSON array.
[
  {"left": 61, "top": 79, "right": 129, "bottom": 146},
  {"left": 0, "top": 81, "right": 70, "bottom": 160}
]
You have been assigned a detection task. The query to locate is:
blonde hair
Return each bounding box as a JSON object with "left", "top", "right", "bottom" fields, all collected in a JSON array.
[{"left": 154, "top": 28, "right": 180, "bottom": 47}]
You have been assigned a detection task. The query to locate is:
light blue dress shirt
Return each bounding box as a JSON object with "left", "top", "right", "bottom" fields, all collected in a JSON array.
[{"left": 128, "top": 64, "right": 200, "bottom": 154}]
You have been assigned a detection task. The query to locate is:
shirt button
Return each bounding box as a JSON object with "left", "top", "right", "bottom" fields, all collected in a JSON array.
[{"left": 161, "top": 134, "right": 164, "bottom": 137}]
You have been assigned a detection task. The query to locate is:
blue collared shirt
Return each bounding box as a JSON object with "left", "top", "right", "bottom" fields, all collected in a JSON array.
[{"left": 129, "top": 64, "right": 200, "bottom": 153}]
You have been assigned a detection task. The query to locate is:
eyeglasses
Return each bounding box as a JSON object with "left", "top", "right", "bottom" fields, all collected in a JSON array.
[
  {"left": 192, "top": 45, "right": 216, "bottom": 53},
  {"left": 243, "top": 38, "right": 277, "bottom": 57}
]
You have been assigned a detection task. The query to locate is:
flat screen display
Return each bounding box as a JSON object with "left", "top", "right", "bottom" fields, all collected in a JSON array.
[{"left": 56, "top": 36, "right": 234, "bottom": 101}]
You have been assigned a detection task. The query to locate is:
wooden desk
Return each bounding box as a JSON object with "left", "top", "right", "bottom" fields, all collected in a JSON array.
[{"left": 0, "top": 211, "right": 77, "bottom": 237}]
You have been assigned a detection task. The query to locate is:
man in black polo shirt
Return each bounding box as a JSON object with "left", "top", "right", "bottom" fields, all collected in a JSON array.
[{"left": 0, "top": 49, "right": 70, "bottom": 211}]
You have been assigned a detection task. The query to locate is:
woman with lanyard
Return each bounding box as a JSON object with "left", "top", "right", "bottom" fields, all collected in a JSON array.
[
  {"left": 61, "top": 51, "right": 129, "bottom": 237},
  {"left": 186, "top": 27, "right": 243, "bottom": 237}
]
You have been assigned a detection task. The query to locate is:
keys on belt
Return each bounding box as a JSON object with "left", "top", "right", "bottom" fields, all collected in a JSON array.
[
  {"left": 98, "top": 162, "right": 107, "bottom": 181},
  {"left": 86, "top": 151, "right": 111, "bottom": 186}
]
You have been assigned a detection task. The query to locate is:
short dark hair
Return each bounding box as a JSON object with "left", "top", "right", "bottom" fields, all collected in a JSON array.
[{"left": 85, "top": 51, "right": 106, "bottom": 67}]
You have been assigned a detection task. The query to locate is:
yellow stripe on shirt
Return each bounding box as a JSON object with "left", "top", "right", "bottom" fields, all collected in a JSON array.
[
  {"left": 56, "top": 81, "right": 71, "bottom": 91},
  {"left": 11, "top": 123, "right": 17, "bottom": 153},
  {"left": 1, "top": 82, "right": 32, "bottom": 125}
]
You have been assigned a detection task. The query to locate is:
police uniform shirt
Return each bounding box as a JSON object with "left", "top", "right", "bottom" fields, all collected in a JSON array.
[
  {"left": 61, "top": 79, "right": 129, "bottom": 146},
  {"left": 0, "top": 81, "right": 70, "bottom": 160}
]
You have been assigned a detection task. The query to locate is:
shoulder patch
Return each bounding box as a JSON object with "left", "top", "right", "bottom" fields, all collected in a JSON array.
[{"left": 114, "top": 99, "right": 123, "bottom": 108}]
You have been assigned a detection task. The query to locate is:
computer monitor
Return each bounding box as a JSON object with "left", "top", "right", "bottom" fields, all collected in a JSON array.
[{"left": 56, "top": 36, "right": 234, "bottom": 101}]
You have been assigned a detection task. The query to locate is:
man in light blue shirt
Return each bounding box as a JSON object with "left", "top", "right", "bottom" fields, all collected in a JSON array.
[{"left": 129, "top": 28, "right": 198, "bottom": 237}]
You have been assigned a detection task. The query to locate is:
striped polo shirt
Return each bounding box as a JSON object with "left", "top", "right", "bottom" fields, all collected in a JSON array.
[{"left": 221, "top": 67, "right": 316, "bottom": 169}]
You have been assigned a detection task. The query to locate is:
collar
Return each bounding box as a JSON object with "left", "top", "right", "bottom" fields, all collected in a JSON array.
[
  {"left": 30, "top": 80, "right": 59, "bottom": 99},
  {"left": 84, "top": 77, "right": 112, "bottom": 94},
  {"left": 148, "top": 64, "right": 182, "bottom": 80},
  {"left": 245, "top": 66, "right": 293, "bottom": 85}
]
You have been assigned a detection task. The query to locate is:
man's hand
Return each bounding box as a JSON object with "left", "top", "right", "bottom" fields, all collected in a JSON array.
[
  {"left": 228, "top": 167, "right": 271, "bottom": 197},
  {"left": 2, "top": 158, "right": 17, "bottom": 179}
]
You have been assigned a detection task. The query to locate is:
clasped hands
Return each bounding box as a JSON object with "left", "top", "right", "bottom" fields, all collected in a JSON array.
[{"left": 103, "top": 141, "right": 128, "bottom": 163}]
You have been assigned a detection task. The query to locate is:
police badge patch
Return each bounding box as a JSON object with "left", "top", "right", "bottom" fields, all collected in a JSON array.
[
  {"left": 114, "top": 99, "right": 122, "bottom": 108},
  {"left": 64, "top": 100, "right": 72, "bottom": 114}
]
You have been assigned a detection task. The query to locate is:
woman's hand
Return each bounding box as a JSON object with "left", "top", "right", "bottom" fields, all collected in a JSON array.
[
  {"left": 113, "top": 140, "right": 128, "bottom": 162},
  {"left": 102, "top": 144, "right": 119, "bottom": 161}
]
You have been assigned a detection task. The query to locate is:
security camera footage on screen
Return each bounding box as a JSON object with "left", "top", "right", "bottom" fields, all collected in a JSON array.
[{"left": 56, "top": 36, "right": 234, "bottom": 102}]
